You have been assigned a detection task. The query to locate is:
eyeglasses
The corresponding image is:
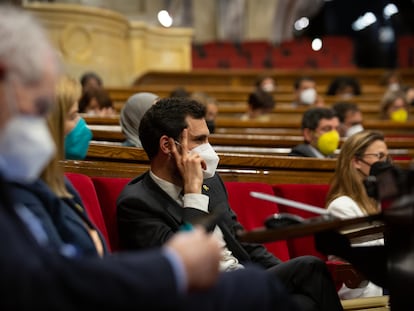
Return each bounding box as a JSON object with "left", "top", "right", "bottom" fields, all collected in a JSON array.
[{"left": 362, "top": 152, "right": 391, "bottom": 162}]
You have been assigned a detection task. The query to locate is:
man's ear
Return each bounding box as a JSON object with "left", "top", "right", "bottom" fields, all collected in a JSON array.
[
  {"left": 303, "top": 128, "right": 313, "bottom": 143},
  {"left": 159, "top": 135, "right": 171, "bottom": 155}
]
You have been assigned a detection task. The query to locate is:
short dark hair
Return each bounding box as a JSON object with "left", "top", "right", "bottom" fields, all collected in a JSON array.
[
  {"left": 248, "top": 90, "right": 275, "bottom": 110},
  {"left": 80, "top": 71, "right": 103, "bottom": 88},
  {"left": 332, "top": 102, "right": 360, "bottom": 123},
  {"left": 301, "top": 107, "right": 337, "bottom": 130},
  {"left": 139, "top": 97, "right": 206, "bottom": 159},
  {"left": 294, "top": 76, "right": 314, "bottom": 90},
  {"left": 170, "top": 87, "right": 190, "bottom": 98},
  {"left": 78, "top": 88, "right": 113, "bottom": 113},
  {"left": 326, "top": 76, "right": 361, "bottom": 96}
]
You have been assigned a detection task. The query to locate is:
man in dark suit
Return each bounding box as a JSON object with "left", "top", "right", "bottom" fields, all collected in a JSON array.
[
  {"left": 0, "top": 5, "right": 296, "bottom": 310},
  {"left": 289, "top": 107, "right": 340, "bottom": 158},
  {"left": 117, "top": 97, "right": 344, "bottom": 311}
]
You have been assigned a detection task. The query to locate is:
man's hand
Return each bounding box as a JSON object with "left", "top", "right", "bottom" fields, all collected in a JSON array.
[
  {"left": 169, "top": 129, "right": 205, "bottom": 194},
  {"left": 166, "top": 226, "right": 221, "bottom": 290}
]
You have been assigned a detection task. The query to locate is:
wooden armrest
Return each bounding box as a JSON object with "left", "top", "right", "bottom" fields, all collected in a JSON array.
[{"left": 341, "top": 295, "right": 389, "bottom": 310}]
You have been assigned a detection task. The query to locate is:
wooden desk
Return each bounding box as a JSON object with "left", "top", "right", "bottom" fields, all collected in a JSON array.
[
  {"left": 132, "top": 69, "right": 414, "bottom": 88},
  {"left": 237, "top": 214, "right": 384, "bottom": 244}
]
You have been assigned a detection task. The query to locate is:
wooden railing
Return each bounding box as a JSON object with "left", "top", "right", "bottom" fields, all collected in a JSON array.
[
  {"left": 75, "top": 142, "right": 412, "bottom": 184},
  {"left": 132, "top": 69, "right": 414, "bottom": 88},
  {"left": 86, "top": 117, "right": 414, "bottom": 139}
]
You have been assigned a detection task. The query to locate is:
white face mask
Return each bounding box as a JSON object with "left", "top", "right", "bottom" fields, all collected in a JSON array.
[
  {"left": 261, "top": 83, "right": 275, "bottom": 93},
  {"left": 299, "top": 88, "right": 317, "bottom": 105},
  {"left": 190, "top": 143, "right": 219, "bottom": 179},
  {"left": 0, "top": 115, "right": 55, "bottom": 182},
  {"left": 345, "top": 124, "right": 364, "bottom": 137},
  {"left": 388, "top": 83, "right": 400, "bottom": 92}
]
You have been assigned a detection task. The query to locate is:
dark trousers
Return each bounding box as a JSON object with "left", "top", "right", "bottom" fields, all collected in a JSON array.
[
  {"left": 182, "top": 265, "right": 300, "bottom": 311},
  {"left": 268, "top": 256, "right": 344, "bottom": 311}
]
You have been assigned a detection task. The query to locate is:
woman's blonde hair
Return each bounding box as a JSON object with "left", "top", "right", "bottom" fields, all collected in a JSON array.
[
  {"left": 326, "top": 131, "right": 385, "bottom": 215},
  {"left": 41, "top": 75, "right": 81, "bottom": 198}
]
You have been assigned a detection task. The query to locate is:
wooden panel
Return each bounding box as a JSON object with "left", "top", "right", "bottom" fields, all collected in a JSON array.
[
  {"left": 132, "top": 69, "right": 414, "bottom": 88},
  {"left": 80, "top": 143, "right": 412, "bottom": 184}
]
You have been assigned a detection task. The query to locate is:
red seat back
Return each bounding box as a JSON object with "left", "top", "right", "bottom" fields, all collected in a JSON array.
[
  {"left": 65, "top": 172, "right": 111, "bottom": 251},
  {"left": 272, "top": 184, "right": 330, "bottom": 260},
  {"left": 91, "top": 177, "right": 131, "bottom": 252},
  {"left": 225, "top": 181, "right": 290, "bottom": 262}
]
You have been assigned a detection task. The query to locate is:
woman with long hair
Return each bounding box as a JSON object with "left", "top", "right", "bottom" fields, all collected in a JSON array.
[{"left": 326, "top": 130, "right": 389, "bottom": 299}]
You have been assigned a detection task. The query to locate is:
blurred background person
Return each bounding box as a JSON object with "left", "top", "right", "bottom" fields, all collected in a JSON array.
[
  {"left": 292, "top": 76, "right": 324, "bottom": 107},
  {"left": 242, "top": 89, "right": 275, "bottom": 121},
  {"left": 379, "top": 90, "right": 409, "bottom": 122},
  {"left": 191, "top": 91, "right": 219, "bottom": 133},
  {"left": 61, "top": 77, "right": 93, "bottom": 160},
  {"left": 326, "top": 76, "right": 362, "bottom": 99},
  {"left": 289, "top": 107, "right": 339, "bottom": 158},
  {"left": 80, "top": 71, "right": 103, "bottom": 93},
  {"left": 325, "top": 130, "right": 387, "bottom": 299},
  {"left": 39, "top": 75, "right": 105, "bottom": 256},
  {"left": 332, "top": 102, "right": 364, "bottom": 138},
  {"left": 170, "top": 86, "right": 190, "bottom": 98},
  {"left": 402, "top": 84, "right": 414, "bottom": 107},
  {"left": 120, "top": 92, "right": 159, "bottom": 147},
  {"left": 78, "top": 87, "right": 115, "bottom": 116},
  {"left": 379, "top": 70, "right": 402, "bottom": 92},
  {"left": 254, "top": 74, "right": 276, "bottom": 94}
]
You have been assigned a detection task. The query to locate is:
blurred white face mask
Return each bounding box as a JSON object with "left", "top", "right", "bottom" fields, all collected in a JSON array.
[
  {"left": 190, "top": 143, "right": 220, "bottom": 179},
  {"left": 299, "top": 88, "right": 317, "bottom": 105},
  {"left": 345, "top": 124, "right": 364, "bottom": 137},
  {"left": 261, "top": 83, "right": 275, "bottom": 93},
  {"left": 0, "top": 115, "right": 55, "bottom": 182}
]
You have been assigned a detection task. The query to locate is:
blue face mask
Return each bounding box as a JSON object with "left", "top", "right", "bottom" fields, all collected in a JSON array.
[{"left": 65, "top": 117, "right": 92, "bottom": 160}]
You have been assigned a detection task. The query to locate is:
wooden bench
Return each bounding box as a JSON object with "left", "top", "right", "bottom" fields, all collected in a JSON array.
[
  {"left": 215, "top": 118, "right": 414, "bottom": 136},
  {"left": 80, "top": 143, "right": 412, "bottom": 184},
  {"left": 132, "top": 69, "right": 414, "bottom": 88},
  {"left": 108, "top": 86, "right": 388, "bottom": 113}
]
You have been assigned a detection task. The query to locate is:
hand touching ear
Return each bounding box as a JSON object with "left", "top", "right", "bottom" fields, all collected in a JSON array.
[{"left": 169, "top": 129, "right": 205, "bottom": 194}]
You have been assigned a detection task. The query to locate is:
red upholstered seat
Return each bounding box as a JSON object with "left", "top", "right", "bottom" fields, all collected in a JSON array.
[
  {"left": 91, "top": 177, "right": 131, "bottom": 252},
  {"left": 65, "top": 172, "right": 111, "bottom": 251},
  {"left": 272, "top": 184, "right": 330, "bottom": 260},
  {"left": 224, "top": 181, "right": 290, "bottom": 262},
  {"left": 272, "top": 183, "right": 349, "bottom": 291}
]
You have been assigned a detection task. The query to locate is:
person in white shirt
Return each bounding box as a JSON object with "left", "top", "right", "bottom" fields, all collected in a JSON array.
[{"left": 326, "top": 130, "right": 390, "bottom": 299}]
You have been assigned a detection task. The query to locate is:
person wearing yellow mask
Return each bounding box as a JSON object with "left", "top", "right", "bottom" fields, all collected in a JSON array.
[
  {"left": 289, "top": 107, "right": 340, "bottom": 158},
  {"left": 380, "top": 90, "right": 409, "bottom": 123}
]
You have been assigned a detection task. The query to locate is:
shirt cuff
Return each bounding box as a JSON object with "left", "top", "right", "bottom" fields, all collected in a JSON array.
[
  {"left": 183, "top": 193, "right": 209, "bottom": 212},
  {"left": 162, "top": 246, "right": 188, "bottom": 294}
]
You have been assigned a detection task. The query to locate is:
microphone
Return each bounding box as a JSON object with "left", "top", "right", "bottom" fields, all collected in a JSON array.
[{"left": 250, "top": 191, "right": 328, "bottom": 215}]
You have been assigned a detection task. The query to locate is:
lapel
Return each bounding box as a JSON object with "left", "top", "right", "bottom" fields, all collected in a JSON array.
[{"left": 142, "top": 173, "right": 184, "bottom": 226}]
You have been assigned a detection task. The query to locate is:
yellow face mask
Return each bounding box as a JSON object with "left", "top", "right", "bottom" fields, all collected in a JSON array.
[
  {"left": 317, "top": 130, "right": 340, "bottom": 156},
  {"left": 390, "top": 108, "right": 408, "bottom": 123}
]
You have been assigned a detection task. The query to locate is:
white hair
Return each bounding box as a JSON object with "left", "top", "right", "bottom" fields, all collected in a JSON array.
[{"left": 0, "top": 5, "right": 57, "bottom": 84}]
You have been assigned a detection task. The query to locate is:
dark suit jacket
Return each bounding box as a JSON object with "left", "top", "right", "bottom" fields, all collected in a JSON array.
[
  {"left": 117, "top": 172, "right": 282, "bottom": 269},
  {"left": 0, "top": 173, "right": 291, "bottom": 311},
  {"left": 288, "top": 143, "right": 319, "bottom": 157},
  {"left": 9, "top": 177, "right": 108, "bottom": 257},
  {"left": 0, "top": 174, "right": 179, "bottom": 309}
]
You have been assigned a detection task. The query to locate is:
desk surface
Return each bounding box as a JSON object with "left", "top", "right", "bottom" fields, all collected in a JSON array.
[{"left": 237, "top": 214, "right": 384, "bottom": 244}]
